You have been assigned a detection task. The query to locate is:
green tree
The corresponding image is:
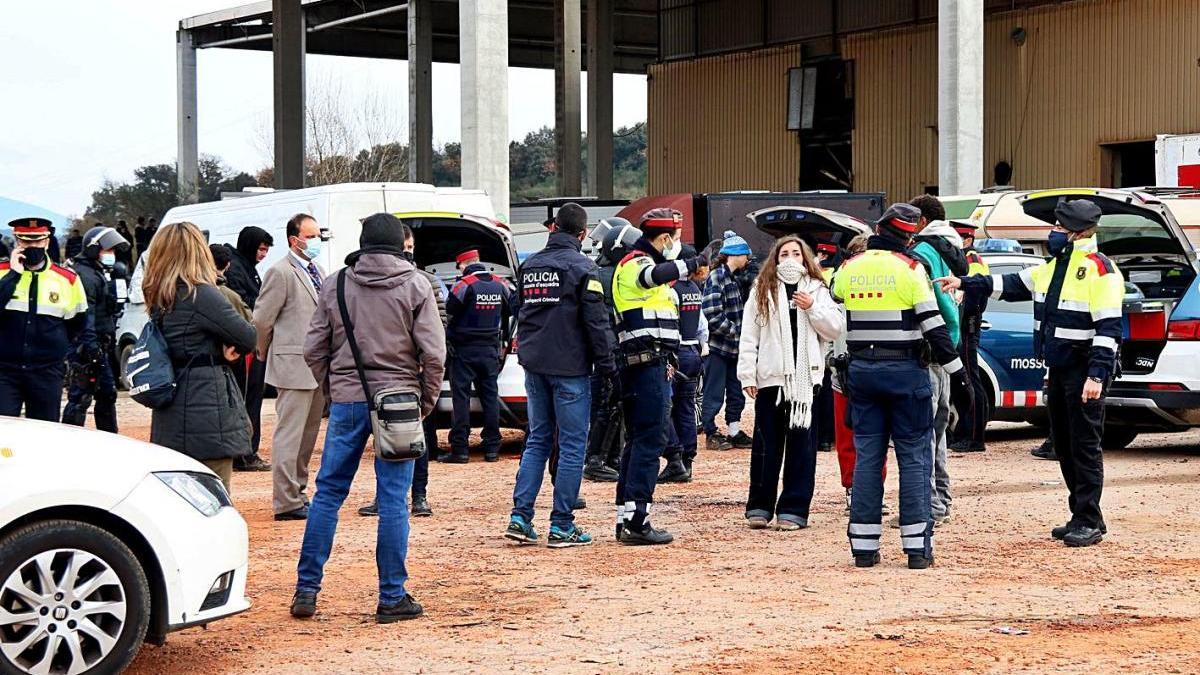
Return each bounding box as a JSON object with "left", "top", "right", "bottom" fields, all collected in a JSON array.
[{"left": 83, "top": 155, "right": 257, "bottom": 225}]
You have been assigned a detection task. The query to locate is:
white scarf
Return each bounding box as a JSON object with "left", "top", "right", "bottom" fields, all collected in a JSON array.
[{"left": 769, "top": 263, "right": 817, "bottom": 429}]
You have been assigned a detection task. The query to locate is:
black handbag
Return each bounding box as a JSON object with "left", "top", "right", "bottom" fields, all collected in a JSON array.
[{"left": 336, "top": 269, "right": 426, "bottom": 462}]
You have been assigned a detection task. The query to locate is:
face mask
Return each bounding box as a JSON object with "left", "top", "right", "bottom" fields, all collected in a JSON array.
[
  {"left": 1048, "top": 231, "right": 1070, "bottom": 256},
  {"left": 300, "top": 238, "right": 321, "bottom": 260},
  {"left": 776, "top": 257, "right": 805, "bottom": 285},
  {"left": 99, "top": 252, "right": 116, "bottom": 267},
  {"left": 400, "top": 251, "right": 415, "bottom": 263},
  {"left": 663, "top": 236, "right": 682, "bottom": 261},
  {"left": 22, "top": 247, "right": 46, "bottom": 269}
]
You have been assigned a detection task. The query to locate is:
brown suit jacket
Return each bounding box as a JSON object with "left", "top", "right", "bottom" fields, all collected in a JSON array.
[{"left": 254, "top": 254, "right": 323, "bottom": 390}]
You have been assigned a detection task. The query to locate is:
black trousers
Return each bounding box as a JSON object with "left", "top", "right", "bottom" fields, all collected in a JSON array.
[
  {"left": 815, "top": 369, "right": 835, "bottom": 448},
  {"left": 1046, "top": 360, "right": 1107, "bottom": 529},
  {"left": 950, "top": 329, "right": 988, "bottom": 449},
  {"left": 232, "top": 356, "right": 267, "bottom": 459},
  {"left": 62, "top": 343, "right": 119, "bottom": 433},
  {"left": 0, "top": 363, "right": 65, "bottom": 422},
  {"left": 449, "top": 346, "right": 501, "bottom": 457},
  {"left": 745, "top": 386, "right": 819, "bottom": 522},
  {"left": 586, "top": 369, "right": 623, "bottom": 467}
]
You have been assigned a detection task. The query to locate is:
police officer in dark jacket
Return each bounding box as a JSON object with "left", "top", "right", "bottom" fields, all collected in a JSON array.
[
  {"left": 0, "top": 217, "right": 93, "bottom": 422},
  {"left": 582, "top": 218, "right": 642, "bottom": 481},
  {"left": 659, "top": 246, "right": 708, "bottom": 483},
  {"left": 224, "top": 225, "right": 274, "bottom": 471},
  {"left": 62, "top": 226, "right": 129, "bottom": 432},
  {"left": 443, "top": 249, "right": 514, "bottom": 463},
  {"left": 505, "top": 203, "right": 616, "bottom": 547}
]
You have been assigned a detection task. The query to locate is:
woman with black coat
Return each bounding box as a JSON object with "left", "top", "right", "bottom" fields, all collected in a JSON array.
[{"left": 143, "top": 221, "right": 257, "bottom": 490}]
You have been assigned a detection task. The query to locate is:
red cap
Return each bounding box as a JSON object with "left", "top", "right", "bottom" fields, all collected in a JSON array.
[
  {"left": 456, "top": 249, "right": 480, "bottom": 265},
  {"left": 816, "top": 243, "right": 837, "bottom": 255},
  {"left": 9, "top": 217, "right": 52, "bottom": 240}
]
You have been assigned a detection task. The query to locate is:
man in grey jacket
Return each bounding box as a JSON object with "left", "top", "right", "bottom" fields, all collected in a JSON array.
[{"left": 293, "top": 213, "right": 446, "bottom": 624}]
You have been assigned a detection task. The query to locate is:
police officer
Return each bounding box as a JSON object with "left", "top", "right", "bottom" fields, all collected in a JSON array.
[
  {"left": 62, "top": 226, "right": 129, "bottom": 433},
  {"left": 948, "top": 220, "right": 991, "bottom": 453},
  {"left": 612, "top": 208, "right": 701, "bottom": 545},
  {"left": 444, "top": 249, "right": 514, "bottom": 463},
  {"left": 831, "top": 204, "right": 967, "bottom": 569},
  {"left": 659, "top": 245, "right": 708, "bottom": 483},
  {"left": 506, "top": 203, "right": 615, "bottom": 547},
  {"left": 582, "top": 218, "right": 642, "bottom": 482},
  {"left": 0, "top": 217, "right": 91, "bottom": 422},
  {"left": 940, "top": 199, "right": 1121, "bottom": 548}
]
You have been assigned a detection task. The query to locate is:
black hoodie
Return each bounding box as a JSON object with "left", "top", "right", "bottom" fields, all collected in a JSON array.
[{"left": 224, "top": 226, "right": 273, "bottom": 309}]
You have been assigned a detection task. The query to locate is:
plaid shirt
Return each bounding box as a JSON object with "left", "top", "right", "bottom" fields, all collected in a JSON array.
[{"left": 702, "top": 264, "right": 745, "bottom": 357}]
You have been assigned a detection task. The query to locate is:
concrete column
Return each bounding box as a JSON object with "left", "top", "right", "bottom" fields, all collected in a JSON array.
[
  {"left": 176, "top": 29, "right": 199, "bottom": 204},
  {"left": 555, "top": 0, "right": 583, "bottom": 196},
  {"left": 460, "top": 0, "right": 510, "bottom": 221},
  {"left": 586, "top": 0, "right": 614, "bottom": 199},
  {"left": 937, "top": 0, "right": 983, "bottom": 195},
  {"left": 408, "top": 0, "right": 433, "bottom": 183},
  {"left": 273, "top": 0, "right": 306, "bottom": 189}
]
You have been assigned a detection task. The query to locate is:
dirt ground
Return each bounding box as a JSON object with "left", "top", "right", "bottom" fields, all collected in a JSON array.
[{"left": 115, "top": 396, "right": 1200, "bottom": 674}]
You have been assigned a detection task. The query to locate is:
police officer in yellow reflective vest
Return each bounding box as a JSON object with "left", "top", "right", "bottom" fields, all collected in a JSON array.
[
  {"left": 0, "top": 217, "right": 91, "bottom": 422},
  {"left": 949, "top": 220, "right": 991, "bottom": 453},
  {"left": 612, "top": 208, "right": 701, "bottom": 545},
  {"left": 832, "top": 204, "right": 966, "bottom": 570},
  {"left": 940, "top": 199, "right": 1122, "bottom": 548}
]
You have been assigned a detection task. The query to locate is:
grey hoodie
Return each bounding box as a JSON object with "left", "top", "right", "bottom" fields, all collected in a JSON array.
[{"left": 304, "top": 252, "right": 447, "bottom": 414}]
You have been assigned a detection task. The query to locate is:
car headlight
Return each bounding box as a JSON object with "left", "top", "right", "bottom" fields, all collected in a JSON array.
[{"left": 155, "top": 471, "right": 232, "bottom": 516}]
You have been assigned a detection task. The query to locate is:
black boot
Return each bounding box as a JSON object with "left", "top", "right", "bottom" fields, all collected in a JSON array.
[
  {"left": 357, "top": 500, "right": 379, "bottom": 517},
  {"left": 1063, "top": 526, "right": 1104, "bottom": 547},
  {"left": 619, "top": 523, "right": 674, "bottom": 545},
  {"left": 1031, "top": 438, "right": 1057, "bottom": 460},
  {"left": 657, "top": 459, "right": 690, "bottom": 483},
  {"left": 376, "top": 594, "right": 423, "bottom": 623},
  {"left": 1053, "top": 520, "right": 1107, "bottom": 540},
  {"left": 854, "top": 552, "right": 880, "bottom": 568},
  {"left": 411, "top": 495, "right": 432, "bottom": 517},
  {"left": 682, "top": 457, "right": 693, "bottom": 481},
  {"left": 584, "top": 456, "right": 619, "bottom": 482},
  {"left": 907, "top": 554, "right": 935, "bottom": 569}
]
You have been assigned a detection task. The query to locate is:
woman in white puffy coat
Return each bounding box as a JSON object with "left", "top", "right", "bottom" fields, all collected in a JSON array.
[{"left": 737, "top": 236, "right": 844, "bottom": 530}]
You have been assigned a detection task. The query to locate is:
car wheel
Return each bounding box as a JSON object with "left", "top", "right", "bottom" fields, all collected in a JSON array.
[
  {"left": 117, "top": 342, "right": 133, "bottom": 391},
  {"left": 1101, "top": 426, "right": 1139, "bottom": 450},
  {"left": 0, "top": 520, "right": 151, "bottom": 675}
]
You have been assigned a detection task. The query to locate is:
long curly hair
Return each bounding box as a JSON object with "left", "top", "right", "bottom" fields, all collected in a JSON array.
[{"left": 754, "top": 235, "right": 825, "bottom": 321}]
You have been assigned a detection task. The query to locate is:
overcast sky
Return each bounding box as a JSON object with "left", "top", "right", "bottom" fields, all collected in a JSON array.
[{"left": 0, "top": 1, "right": 648, "bottom": 217}]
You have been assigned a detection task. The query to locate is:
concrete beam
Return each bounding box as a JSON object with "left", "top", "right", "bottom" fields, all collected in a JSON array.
[
  {"left": 176, "top": 29, "right": 199, "bottom": 204},
  {"left": 408, "top": 0, "right": 433, "bottom": 183},
  {"left": 937, "top": 0, "right": 983, "bottom": 196},
  {"left": 273, "top": 0, "right": 306, "bottom": 190},
  {"left": 586, "top": 0, "right": 614, "bottom": 200},
  {"left": 460, "top": 0, "right": 510, "bottom": 221},
  {"left": 555, "top": 0, "right": 582, "bottom": 196}
]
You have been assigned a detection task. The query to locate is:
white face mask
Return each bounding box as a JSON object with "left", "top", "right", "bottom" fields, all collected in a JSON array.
[
  {"left": 663, "top": 236, "right": 682, "bottom": 261},
  {"left": 776, "top": 257, "right": 805, "bottom": 285}
]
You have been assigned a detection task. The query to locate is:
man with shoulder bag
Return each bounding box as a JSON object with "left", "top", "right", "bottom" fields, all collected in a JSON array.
[{"left": 293, "top": 213, "right": 446, "bottom": 623}]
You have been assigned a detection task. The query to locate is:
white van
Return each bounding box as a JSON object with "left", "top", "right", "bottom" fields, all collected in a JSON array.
[{"left": 117, "top": 182, "right": 529, "bottom": 428}]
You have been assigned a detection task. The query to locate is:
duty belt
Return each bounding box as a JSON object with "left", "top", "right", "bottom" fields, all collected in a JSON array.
[
  {"left": 849, "top": 345, "right": 922, "bottom": 361},
  {"left": 622, "top": 350, "right": 665, "bottom": 368}
]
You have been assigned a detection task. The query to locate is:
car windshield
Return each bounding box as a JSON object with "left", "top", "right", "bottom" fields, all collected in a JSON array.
[
  {"left": 1096, "top": 213, "right": 1170, "bottom": 244},
  {"left": 943, "top": 199, "right": 980, "bottom": 220}
]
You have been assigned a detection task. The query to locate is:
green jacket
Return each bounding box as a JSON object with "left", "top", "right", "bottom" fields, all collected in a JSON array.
[{"left": 910, "top": 233, "right": 961, "bottom": 349}]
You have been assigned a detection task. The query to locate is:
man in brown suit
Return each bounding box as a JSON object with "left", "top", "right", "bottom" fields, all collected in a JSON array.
[{"left": 255, "top": 214, "right": 328, "bottom": 521}]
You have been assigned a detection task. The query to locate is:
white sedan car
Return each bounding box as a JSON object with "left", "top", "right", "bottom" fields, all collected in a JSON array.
[{"left": 0, "top": 417, "right": 249, "bottom": 674}]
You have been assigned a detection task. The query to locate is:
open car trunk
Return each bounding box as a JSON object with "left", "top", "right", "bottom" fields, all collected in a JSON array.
[
  {"left": 748, "top": 206, "right": 872, "bottom": 251},
  {"left": 397, "top": 213, "right": 518, "bottom": 287},
  {"left": 1020, "top": 190, "right": 1199, "bottom": 375}
]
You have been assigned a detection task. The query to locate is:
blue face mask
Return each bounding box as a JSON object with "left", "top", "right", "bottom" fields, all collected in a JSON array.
[
  {"left": 301, "top": 238, "right": 322, "bottom": 260},
  {"left": 99, "top": 252, "right": 116, "bottom": 267},
  {"left": 1048, "top": 231, "right": 1070, "bottom": 256}
]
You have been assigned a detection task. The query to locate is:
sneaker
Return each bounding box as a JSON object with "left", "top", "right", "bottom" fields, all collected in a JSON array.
[
  {"left": 504, "top": 515, "right": 539, "bottom": 544},
  {"left": 584, "top": 458, "right": 620, "bottom": 482},
  {"left": 274, "top": 506, "right": 309, "bottom": 521},
  {"left": 657, "top": 459, "right": 691, "bottom": 483},
  {"left": 1052, "top": 521, "right": 1107, "bottom": 540},
  {"left": 933, "top": 512, "right": 952, "bottom": 527},
  {"left": 843, "top": 489, "right": 852, "bottom": 516},
  {"left": 290, "top": 590, "right": 317, "bottom": 618},
  {"left": 358, "top": 500, "right": 379, "bottom": 517},
  {"left": 854, "top": 552, "right": 880, "bottom": 568},
  {"left": 437, "top": 454, "right": 470, "bottom": 464},
  {"left": 729, "top": 431, "right": 753, "bottom": 448},
  {"left": 775, "top": 516, "right": 808, "bottom": 531},
  {"left": 548, "top": 524, "right": 594, "bottom": 548},
  {"left": 706, "top": 433, "right": 733, "bottom": 452},
  {"left": 411, "top": 495, "right": 432, "bottom": 517},
  {"left": 907, "top": 554, "right": 934, "bottom": 570},
  {"left": 619, "top": 523, "right": 674, "bottom": 545},
  {"left": 376, "top": 594, "right": 423, "bottom": 623},
  {"left": 746, "top": 515, "right": 770, "bottom": 529}
]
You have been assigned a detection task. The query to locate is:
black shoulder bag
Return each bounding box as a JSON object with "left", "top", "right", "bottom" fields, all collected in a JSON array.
[{"left": 336, "top": 269, "right": 426, "bottom": 462}]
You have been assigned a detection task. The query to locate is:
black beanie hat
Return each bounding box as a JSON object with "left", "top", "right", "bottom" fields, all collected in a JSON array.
[{"left": 359, "top": 213, "right": 406, "bottom": 251}]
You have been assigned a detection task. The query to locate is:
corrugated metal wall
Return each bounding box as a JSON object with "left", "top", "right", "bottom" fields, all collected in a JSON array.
[
  {"left": 650, "top": 0, "right": 1200, "bottom": 199},
  {"left": 648, "top": 46, "right": 803, "bottom": 194}
]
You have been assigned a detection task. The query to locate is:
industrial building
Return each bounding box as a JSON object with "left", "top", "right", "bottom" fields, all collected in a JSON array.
[{"left": 178, "top": 0, "right": 1200, "bottom": 221}]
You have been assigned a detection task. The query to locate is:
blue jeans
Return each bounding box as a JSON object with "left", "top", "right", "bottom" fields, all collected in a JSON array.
[
  {"left": 700, "top": 351, "right": 745, "bottom": 435},
  {"left": 846, "top": 360, "right": 934, "bottom": 558},
  {"left": 297, "top": 402, "right": 415, "bottom": 603},
  {"left": 512, "top": 372, "right": 591, "bottom": 528},
  {"left": 665, "top": 345, "right": 702, "bottom": 462}
]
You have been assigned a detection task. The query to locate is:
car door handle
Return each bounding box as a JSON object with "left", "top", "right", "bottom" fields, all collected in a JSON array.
[{"left": 980, "top": 320, "right": 992, "bottom": 331}]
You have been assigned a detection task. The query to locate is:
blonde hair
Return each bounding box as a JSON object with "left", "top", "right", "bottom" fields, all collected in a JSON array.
[
  {"left": 143, "top": 221, "right": 218, "bottom": 312},
  {"left": 754, "top": 236, "right": 825, "bottom": 321}
]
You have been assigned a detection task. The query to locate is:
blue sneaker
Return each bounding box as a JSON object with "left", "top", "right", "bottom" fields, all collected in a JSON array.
[
  {"left": 504, "top": 515, "right": 538, "bottom": 544},
  {"left": 547, "top": 524, "right": 593, "bottom": 548}
]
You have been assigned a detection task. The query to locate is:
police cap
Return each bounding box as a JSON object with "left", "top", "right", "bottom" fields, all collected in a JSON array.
[
  {"left": 9, "top": 217, "right": 53, "bottom": 241},
  {"left": 875, "top": 203, "right": 922, "bottom": 235},
  {"left": 1054, "top": 199, "right": 1102, "bottom": 233}
]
